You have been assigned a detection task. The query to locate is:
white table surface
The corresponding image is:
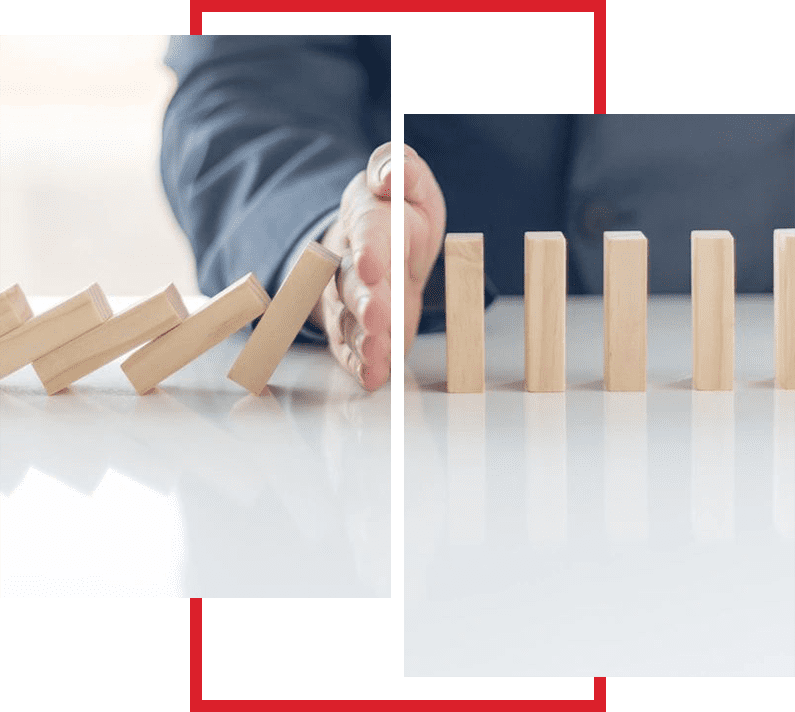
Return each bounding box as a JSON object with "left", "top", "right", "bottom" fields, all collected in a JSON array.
[
  {"left": 0, "top": 297, "right": 390, "bottom": 597},
  {"left": 405, "top": 296, "right": 794, "bottom": 676}
]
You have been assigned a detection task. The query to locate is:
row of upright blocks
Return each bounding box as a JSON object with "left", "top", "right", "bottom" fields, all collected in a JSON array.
[
  {"left": 0, "top": 241, "right": 340, "bottom": 395},
  {"left": 445, "top": 228, "right": 795, "bottom": 392}
]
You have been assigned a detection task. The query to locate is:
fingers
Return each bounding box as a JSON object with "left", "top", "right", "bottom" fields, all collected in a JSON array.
[
  {"left": 337, "top": 253, "right": 390, "bottom": 334},
  {"left": 366, "top": 142, "right": 391, "bottom": 199},
  {"left": 345, "top": 197, "right": 391, "bottom": 287},
  {"left": 404, "top": 143, "right": 442, "bottom": 207}
]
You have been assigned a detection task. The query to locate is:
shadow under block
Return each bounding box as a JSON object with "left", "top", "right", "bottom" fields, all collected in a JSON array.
[
  {"left": 603, "top": 231, "right": 648, "bottom": 391},
  {"left": 775, "top": 228, "right": 795, "bottom": 389},
  {"left": 524, "top": 231, "right": 566, "bottom": 392},
  {"left": 228, "top": 241, "right": 341, "bottom": 395},
  {"left": 121, "top": 273, "right": 270, "bottom": 395},
  {"left": 0, "top": 284, "right": 112, "bottom": 380},
  {"left": 445, "top": 233, "right": 485, "bottom": 393},
  {"left": 32, "top": 284, "right": 189, "bottom": 395},
  {"left": 0, "top": 284, "right": 34, "bottom": 338},
  {"left": 692, "top": 230, "right": 735, "bottom": 391}
]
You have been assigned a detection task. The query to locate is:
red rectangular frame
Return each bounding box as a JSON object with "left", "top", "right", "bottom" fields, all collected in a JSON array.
[{"left": 187, "top": 3, "right": 607, "bottom": 707}]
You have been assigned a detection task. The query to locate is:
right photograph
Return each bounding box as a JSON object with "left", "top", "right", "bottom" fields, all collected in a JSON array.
[{"left": 404, "top": 114, "right": 795, "bottom": 676}]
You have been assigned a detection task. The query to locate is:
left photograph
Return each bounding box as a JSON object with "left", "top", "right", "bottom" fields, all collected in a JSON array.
[{"left": 0, "top": 35, "right": 391, "bottom": 597}]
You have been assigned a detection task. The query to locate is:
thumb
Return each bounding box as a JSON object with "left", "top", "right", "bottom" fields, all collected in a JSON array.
[{"left": 366, "top": 142, "right": 391, "bottom": 199}]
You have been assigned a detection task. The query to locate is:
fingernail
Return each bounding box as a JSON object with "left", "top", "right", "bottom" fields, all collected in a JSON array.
[
  {"left": 354, "top": 331, "right": 367, "bottom": 360},
  {"left": 378, "top": 158, "right": 391, "bottom": 183},
  {"left": 356, "top": 293, "right": 370, "bottom": 321},
  {"left": 357, "top": 362, "right": 367, "bottom": 386}
]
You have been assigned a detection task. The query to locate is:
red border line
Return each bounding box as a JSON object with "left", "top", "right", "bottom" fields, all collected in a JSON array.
[
  {"left": 187, "top": 2, "right": 607, "bottom": 114},
  {"left": 190, "top": 598, "right": 607, "bottom": 710}
]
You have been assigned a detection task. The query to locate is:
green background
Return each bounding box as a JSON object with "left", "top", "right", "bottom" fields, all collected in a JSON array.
[{"left": 0, "top": 0, "right": 795, "bottom": 712}]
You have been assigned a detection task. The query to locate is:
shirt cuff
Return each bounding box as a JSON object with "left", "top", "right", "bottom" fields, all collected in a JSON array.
[{"left": 277, "top": 208, "right": 340, "bottom": 343}]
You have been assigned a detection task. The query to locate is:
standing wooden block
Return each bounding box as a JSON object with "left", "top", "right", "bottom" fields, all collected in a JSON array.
[
  {"left": 525, "top": 231, "right": 566, "bottom": 392},
  {"left": 775, "top": 228, "right": 795, "bottom": 389},
  {"left": 0, "top": 284, "right": 112, "bottom": 379},
  {"left": 604, "top": 231, "right": 648, "bottom": 391},
  {"left": 32, "top": 284, "right": 189, "bottom": 395},
  {"left": 0, "top": 284, "right": 34, "bottom": 337},
  {"left": 228, "top": 241, "right": 341, "bottom": 395},
  {"left": 445, "top": 233, "right": 485, "bottom": 393},
  {"left": 692, "top": 230, "right": 735, "bottom": 391},
  {"left": 121, "top": 273, "right": 270, "bottom": 395}
]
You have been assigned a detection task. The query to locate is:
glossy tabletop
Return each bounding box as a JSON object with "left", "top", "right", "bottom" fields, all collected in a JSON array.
[
  {"left": 405, "top": 296, "right": 794, "bottom": 676},
  {"left": 1, "top": 297, "right": 390, "bottom": 597}
]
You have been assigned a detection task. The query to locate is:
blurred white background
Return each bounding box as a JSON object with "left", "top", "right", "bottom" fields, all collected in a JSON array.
[{"left": 0, "top": 36, "right": 200, "bottom": 296}]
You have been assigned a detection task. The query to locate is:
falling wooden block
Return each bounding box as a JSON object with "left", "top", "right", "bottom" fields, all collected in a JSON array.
[
  {"left": 692, "top": 230, "right": 735, "bottom": 391},
  {"left": 444, "top": 232, "right": 486, "bottom": 393},
  {"left": 228, "top": 241, "right": 340, "bottom": 395},
  {"left": 524, "top": 231, "right": 566, "bottom": 392},
  {"left": 445, "top": 233, "right": 485, "bottom": 393},
  {"left": 32, "top": 284, "right": 189, "bottom": 395},
  {"left": 0, "top": 284, "right": 33, "bottom": 337},
  {"left": 0, "top": 284, "right": 112, "bottom": 380},
  {"left": 603, "top": 231, "right": 648, "bottom": 391},
  {"left": 121, "top": 273, "right": 270, "bottom": 395},
  {"left": 775, "top": 228, "right": 795, "bottom": 389}
]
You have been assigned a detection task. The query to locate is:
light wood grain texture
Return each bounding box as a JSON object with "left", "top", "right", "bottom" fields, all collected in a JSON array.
[
  {"left": 604, "top": 231, "right": 648, "bottom": 391},
  {"left": 33, "top": 284, "right": 189, "bottom": 395},
  {"left": 0, "top": 284, "right": 112, "bottom": 379},
  {"left": 524, "top": 231, "right": 566, "bottom": 392},
  {"left": 0, "top": 284, "right": 34, "bottom": 337},
  {"left": 121, "top": 273, "right": 270, "bottom": 395},
  {"left": 228, "top": 241, "right": 340, "bottom": 395},
  {"left": 692, "top": 230, "right": 735, "bottom": 391},
  {"left": 775, "top": 228, "right": 795, "bottom": 389},
  {"left": 445, "top": 233, "right": 485, "bottom": 393}
]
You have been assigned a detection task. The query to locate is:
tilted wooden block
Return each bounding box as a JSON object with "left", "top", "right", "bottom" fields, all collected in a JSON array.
[
  {"left": 775, "top": 228, "right": 795, "bottom": 389},
  {"left": 692, "top": 230, "right": 735, "bottom": 391},
  {"left": 0, "top": 284, "right": 112, "bottom": 380},
  {"left": 32, "top": 284, "right": 189, "bottom": 395},
  {"left": 604, "top": 231, "right": 648, "bottom": 391},
  {"left": 228, "top": 241, "right": 341, "bottom": 395},
  {"left": 445, "top": 233, "right": 485, "bottom": 393},
  {"left": 525, "top": 231, "right": 566, "bottom": 392},
  {"left": 121, "top": 273, "right": 270, "bottom": 395},
  {"left": 0, "top": 284, "right": 34, "bottom": 338}
]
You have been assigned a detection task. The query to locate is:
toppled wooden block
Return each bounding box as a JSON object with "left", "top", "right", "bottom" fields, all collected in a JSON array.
[
  {"left": 604, "top": 231, "right": 648, "bottom": 391},
  {"left": 692, "top": 230, "right": 735, "bottom": 391},
  {"left": 228, "top": 241, "right": 340, "bottom": 395},
  {"left": 33, "top": 284, "right": 188, "bottom": 394},
  {"left": 524, "top": 231, "right": 566, "bottom": 392},
  {"left": 775, "top": 228, "right": 795, "bottom": 389},
  {"left": 0, "top": 284, "right": 112, "bottom": 380},
  {"left": 0, "top": 284, "right": 33, "bottom": 338},
  {"left": 445, "top": 233, "right": 485, "bottom": 393},
  {"left": 121, "top": 273, "right": 270, "bottom": 395}
]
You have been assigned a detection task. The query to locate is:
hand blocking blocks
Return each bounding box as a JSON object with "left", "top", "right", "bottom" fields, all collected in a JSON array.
[{"left": 1, "top": 241, "right": 342, "bottom": 395}]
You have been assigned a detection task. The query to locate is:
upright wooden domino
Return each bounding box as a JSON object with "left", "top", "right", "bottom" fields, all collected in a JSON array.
[
  {"left": 32, "top": 284, "right": 188, "bottom": 395},
  {"left": 0, "top": 284, "right": 112, "bottom": 380},
  {"left": 525, "top": 231, "right": 566, "bottom": 392},
  {"left": 603, "top": 231, "right": 648, "bottom": 391},
  {"left": 0, "top": 284, "right": 33, "bottom": 337},
  {"left": 228, "top": 241, "right": 340, "bottom": 395},
  {"left": 445, "top": 233, "right": 485, "bottom": 393},
  {"left": 692, "top": 230, "right": 735, "bottom": 391},
  {"left": 775, "top": 228, "right": 795, "bottom": 389},
  {"left": 121, "top": 273, "right": 270, "bottom": 395}
]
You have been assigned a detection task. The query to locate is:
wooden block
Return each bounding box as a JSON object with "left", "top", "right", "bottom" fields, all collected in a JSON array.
[
  {"left": 0, "top": 284, "right": 112, "bottom": 379},
  {"left": 32, "top": 284, "right": 189, "bottom": 395},
  {"left": 0, "top": 284, "right": 33, "bottom": 337},
  {"left": 604, "top": 231, "right": 648, "bottom": 391},
  {"left": 445, "top": 233, "right": 485, "bottom": 393},
  {"left": 775, "top": 229, "right": 795, "bottom": 389},
  {"left": 228, "top": 241, "right": 341, "bottom": 395},
  {"left": 121, "top": 273, "right": 270, "bottom": 395},
  {"left": 692, "top": 230, "right": 735, "bottom": 391},
  {"left": 524, "top": 231, "right": 566, "bottom": 392}
]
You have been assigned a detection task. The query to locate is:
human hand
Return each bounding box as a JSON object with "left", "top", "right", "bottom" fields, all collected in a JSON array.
[
  {"left": 312, "top": 142, "right": 392, "bottom": 391},
  {"left": 404, "top": 144, "right": 446, "bottom": 355}
]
